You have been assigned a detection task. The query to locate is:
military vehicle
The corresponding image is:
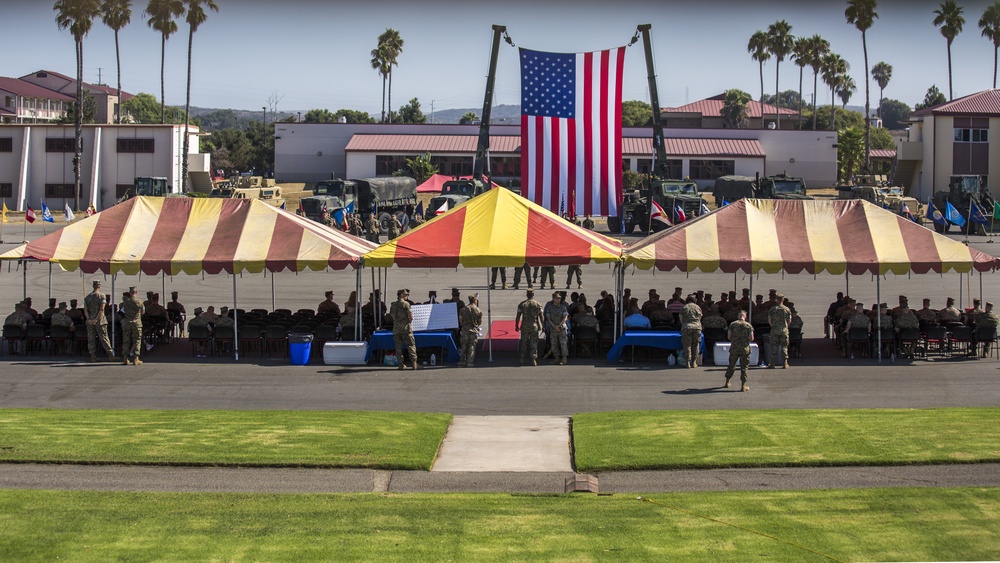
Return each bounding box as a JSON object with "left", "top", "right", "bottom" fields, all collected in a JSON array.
[
  {"left": 209, "top": 184, "right": 285, "bottom": 208},
  {"left": 932, "top": 174, "right": 995, "bottom": 233},
  {"left": 838, "top": 178, "right": 923, "bottom": 223},
  {"left": 425, "top": 178, "right": 487, "bottom": 219},
  {"left": 301, "top": 177, "right": 417, "bottom": 233},
  {"left": 129, "top": 177, "right": 170, "bottom": 197},
  {"left": 606, "top": 25, "right": 707, "bottom": 235},
  {"left": 711, "top": 172, "right": 811, "bottom": 206}
]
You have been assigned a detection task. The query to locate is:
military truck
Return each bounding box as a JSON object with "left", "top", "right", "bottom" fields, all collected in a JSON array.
[
  {"left": 607, "top": 178, "right": 706, "bottom": 234},
  {"left": 839, "top": 181, "right": 923, "bottom": 223},
  {"left": 209, "top": 184, "right": 285, "bottom": 208},
  {"left": 711, "top": 172, "right": 811, "bottom": 206},
  {"left": 932, "top": 175, "right": 995, "bottom": 233},
  {"left": 301, "top": 176, "right": 417, "bottom": 233},
  {"left": 425, "top": 178, "right": 487, "bottom": 219}
]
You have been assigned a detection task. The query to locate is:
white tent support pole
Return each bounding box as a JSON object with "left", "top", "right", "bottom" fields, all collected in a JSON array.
[
  {"left": 48, "top": 263, "right": 52, "bottom": 302},
  {"left": 967, "top": 271, "right": 972, "bottom": 309},
  {"left": 271, "top": 271, "right": 275, "bottom": 311},
  {"left": 876, "top": 273, "right": 881, "bottom": 363},
  {"left": 487, "top": 268, "right": 493, "bottom": 363},
  {"left": 110, "top": 274, "right": 115, "bottom": 351},
  {"left": 980, "top": 271, "right": 984, "bottom": 305},
  {"left": 370, "top": 267, "right": 377, "bottom": 329},
  {"left": 748, "top": 271, "right": 753, "bottom": 325},
  {"left": 355, "top": 267, "right": 362, "bottom": 341},
  {"left": 22, "top": 260, "right": 26, "bottom": 300},
  {"left": 959, "top": 272, "right": 963, "bottom": 310},
  {"left": 161, "top": 272, "right": 165, "bottom": 302},
  {"left": 845, "top": 270, "right": 849, "bottom": 295},
  {"left": 233, "top": 272, "right": 239, "bottom": 361}
]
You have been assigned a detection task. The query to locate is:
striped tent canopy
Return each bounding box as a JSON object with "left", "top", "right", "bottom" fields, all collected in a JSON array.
[
  {"left": 364, "top": 187, "right": 622, "bottom": 268},
  {"left": 624, "top": 198, "right": 999, "bottom": 275},
  {"left": 0, "top": 196, "right": 376, "bottom": 275}
]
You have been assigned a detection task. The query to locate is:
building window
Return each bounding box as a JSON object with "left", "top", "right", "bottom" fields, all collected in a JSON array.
[
  {"left": 688, "top": 159, "right": 735, "bottom": 180},
  {"left": 0, "top": 137, "right": 11, "bottom": 152},
  {"left": 954, "top": 128, "right": 989, "bottom": 143},
  {"left": 0, "top": 183, "right": 12, "bottom": 198},
  {"left": 488, "top": 157, "right": 520, "bottom": 178},
  {"left": 429, "top": 156, "right": 474, "bottom": 177},
  {"left": 117, "top": 138, "right": 155, "bottom": 153},
  {"left": 374, "top": 155, "right": 414, "bottom": 176},
  {"left": 45, "top": 138, "right": 75, "bottom": 152},
  {"left": 116, "top": 184, "right": 133, "bottom": 198},
  {"left": 44, "top": 184, "right": 76, "bottom": 198}
]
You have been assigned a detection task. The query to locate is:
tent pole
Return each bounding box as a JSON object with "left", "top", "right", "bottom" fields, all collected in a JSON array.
[
  {"left": 845, "top": 270, "right": 849, "bottom": 295},
  {"left": 980, "top": 271, "right": 984, "bottom": 306},
  {"left": 48, "top": 263, "right": 52, "bottom": 302},
  {"left": 487, "top": 268, "right": 493, "bottom": 363},
  {"left": 876, "top": 273, "right": 881, "bottom": 363},
  {"left": 748, "top": 271, "right": 753, "bottom": 325},
  {"left": 271, "top": 271, "right": 275, "bottom": 311},
  {"left": 370, "top": 267, "right": 377, "bottom": 330},
  {"left": 355, "top": 267, "right": 362, "bottom": 341},
  {"left": 233, "top": 272, "right": 239, "bottom": 361},
  {"left": 110, "top": 273, "right": 115, "bottom": 352},
  {"left": 22, "top": 260, "right": 26, "bottom": 301},
  {"left": 959, "top": 272, "right": 963, "bottom": 311},
  {"left": 161, "top": 272, "right": 165, "bottom": 303}
]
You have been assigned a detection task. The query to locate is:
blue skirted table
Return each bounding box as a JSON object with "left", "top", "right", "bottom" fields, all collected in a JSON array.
[
  {"left": 606, "top": 330, "right": 705, "bottom": 363},
  {"left": 367, "top": 330, "right": 461, "bottom": 364}
]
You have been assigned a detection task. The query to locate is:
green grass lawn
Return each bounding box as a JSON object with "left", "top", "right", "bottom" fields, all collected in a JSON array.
[
  {"left": 0, "top": 409, "right": 450, "bottom": 469},
  {"left": 1, "top": 488, "right": 998, "bottom": 561},
  {"left": 573, "top": 408, "right": 1000, "bottom": 471}
]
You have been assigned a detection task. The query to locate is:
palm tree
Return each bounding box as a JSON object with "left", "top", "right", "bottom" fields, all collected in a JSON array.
[
  {"left": 370, "top": 45, "right": 390, "bottom": 122},
  {"left": 747, "top": 30, "right": 771, "bottom": 129},
  {"left": 806, "top": 34, "right": 830, "bottom": 130},
  {"left": 838, "top": 76, "right": 857, "bottom": 108},
  {"left": 979, "top": 1, "right": 1000, "bottom": 88},
  {"left": 179, "top": 0, "right": 218, "bottom": 194},
  {"left": 766, "top": 20, "right": 794, "bottom": 129},
  {"left": 822, "top": 53, "right": 849, "bottom": 130},
  {"left": 54, "top": 0, "right": 101, "bottom": 212},
  {"left": 846, "top": 0, "right": 878, "bottom": 174},
  {"left": 377, "top": 29, "right": 404, "bottom": 124},
  {"left": 100, "top": 0, "right": 130, "bottom": 124},
  {"left": 791, "top": 37, "right": 811, "bottom": 128},
  {"left": 144, "top": 0, "right": 184, "bottom": 123},
  {"left": 721, "top": 88, "right": 752, "bottom": 129},
  {"left": 934, "top": 0, "right": 966, "bottom": 100},
  {"left": 871, "top": 61, "right": 892, "bottom": 118}
]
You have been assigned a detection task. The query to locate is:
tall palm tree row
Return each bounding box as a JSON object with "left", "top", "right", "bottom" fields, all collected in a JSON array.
[
  {"left": 54, "top": 0, "right": 102, "bottom": 212},
  {"left": 180, "top": 0, "right": 218, "bottom": 194},
  {"left": 747, "top": 30, "right": 770, "bottom": 130},
  {"left": 100, "top": 0, "right": 131, "bottom": 124},
  {"left": 376, "top": 28, "right": 404, "bottom": 124},
  {"left": 766, "top": 20, "right": 794, "bottom": 129},
  {"left": 838, "top": 76, "right": 857, "bottom": 108},
  {"left": 791, "top": 37, "right": 811, "bottom": 128},
  {"left": 934, "top": 0, "right": 965, "bottom": 100},
  {"left": 871, "top": 61, "right": 892, "bottom": 118},
  {"left": 845, "top": 0, "right": 878, "bottom": 174},
  {"left": 144, "top": 0, "right": 184, "bottom": 124},
  {"left": 822, "top": 53, "right": 849, "bottom": 130},
  {"left": 980, "top": 1, "right": 1000, "bottom": 89},
  {"left": 806, "top": 34, "right": 831, "bottom": 130}
]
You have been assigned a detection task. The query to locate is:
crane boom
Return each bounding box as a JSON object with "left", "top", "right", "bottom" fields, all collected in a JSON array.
[
  {"left": 638, "top": 24, "right": 670, "bottom": 180},
  {"left": 472, "top": 25, "right": 506, "bottom": 185}
]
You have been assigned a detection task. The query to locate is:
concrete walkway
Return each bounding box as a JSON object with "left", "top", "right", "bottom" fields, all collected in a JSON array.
[{"left": 432, "top": 416, "right": 572, "bottom": 472}]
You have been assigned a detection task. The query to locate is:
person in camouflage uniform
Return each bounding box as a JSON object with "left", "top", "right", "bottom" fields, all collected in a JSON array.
[
  {"left": 938, "top": 297, "right": 962, "bottom": 324},
  {"left": 767, "top": 293, "right": 792, "bottom": 369},
  {"left": 724, "top": 311, "right": 754, "bottom": 391},
  {"left": 365, "top": 213, "right": 381, "bottom": 244},
  {"left": 389, "top": 288, "right": 417, "bottom": 370},
  {"left": 458, "top": 295, "right": 482, "bottom": 367},
  {"left": 977, "top": 302, "right": 999, "bottom": 356},
  {"left": 565, "top": 264, "right": 583, "bottom": 289},
  {"left": 3, "top": 302, "right": 30, "bottom": 354},
  {"left": 538, "top": 266, "right": 556, "bottom": 290},
  {"left": 50, "top": 302, "right": 75, "bottom": 355},
  {"left": 893, "top": 305, "right": 920, "bottom": 359},
  {"left": 512, "top": 262, "right": 532, "bottom": 290},
  {"left": 120, "top": 287, "right": 144, "bottom": 365},
  {"left": 187, "top": 307, "right": 211, "bottom": 356},
  {"left": 388, "top": 214, "right": 402, "bottom": 239},
  {"left": 516, "top": 290, "right": 544, "bottom": 365},
  {"left": 582, "top": 215, "right": 595, "bottom": 230},
  {"left": 844, "top": 303, "right": 871, "bottom": 358},
  {"left": 544, "top": 292, "right": 569, "bottom": 365},
  {"left": 84, "top": 280, "right": 116, "bottom": 363},
  {"left": 680, "top": 295, "right": 703, "bottom": 368}
]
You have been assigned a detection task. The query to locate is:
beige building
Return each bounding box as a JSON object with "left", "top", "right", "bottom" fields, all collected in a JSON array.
[
  {"left": 0, "top": 70, "right": 133, "bottom": 125},
  {"left": 895, "top": 89, "right": 1000, "bottom": 201}
]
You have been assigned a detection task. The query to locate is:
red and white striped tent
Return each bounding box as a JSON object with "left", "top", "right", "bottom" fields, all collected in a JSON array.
[
  {"left": 0, "top": 196, "right": 376, "bottom": 274},
  {"left": 623, "top": 198, "right": 999, "bottom": 274}
]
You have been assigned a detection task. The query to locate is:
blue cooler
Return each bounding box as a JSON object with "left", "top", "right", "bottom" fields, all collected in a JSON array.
[{"left": 288, "top": 333, "right": 314, "bottom": 365}]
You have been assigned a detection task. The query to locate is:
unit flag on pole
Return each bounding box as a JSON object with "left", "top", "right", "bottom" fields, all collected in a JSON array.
[{"left": 520, "top": 46, "right": 625, "bottom": 218}]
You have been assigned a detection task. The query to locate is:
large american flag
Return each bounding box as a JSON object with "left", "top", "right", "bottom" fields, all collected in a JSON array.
[{"left": 520, "top": 47, "right": 625, "bottom": 218}]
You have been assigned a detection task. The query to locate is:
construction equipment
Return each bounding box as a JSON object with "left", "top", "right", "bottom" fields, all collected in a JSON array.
[{"left": 607, "top": 24, "right": 707, "bottom": 234}]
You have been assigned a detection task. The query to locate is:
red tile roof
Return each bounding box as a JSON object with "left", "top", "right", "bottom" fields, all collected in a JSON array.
[
  {"left": 663, "top": 94, "right": 798, "bottom": 118},
  {"left": 910, "top": 89, "right": 1000, "bottom": 117},
  {"left": 16, "top": 70, "right": 134, "bottom": 101},
  {"left": 346, "top": 134, "right": 764, "bottom": 157},
  {"left": 0, "top": 77, "right": 74, "bottom": 101}
]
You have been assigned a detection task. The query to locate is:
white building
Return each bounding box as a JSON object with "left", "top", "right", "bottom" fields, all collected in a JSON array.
[
  {"left": 273, "top": 123, "right": 838, "bottom": 190},
  {"left": 0, "top": 124, "right": 208, "bottom": 211}
]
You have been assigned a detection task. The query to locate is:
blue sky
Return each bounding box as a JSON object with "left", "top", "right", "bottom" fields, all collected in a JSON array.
[{"left": 6, "top": 0, "right": 998, "bottom": 116}]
